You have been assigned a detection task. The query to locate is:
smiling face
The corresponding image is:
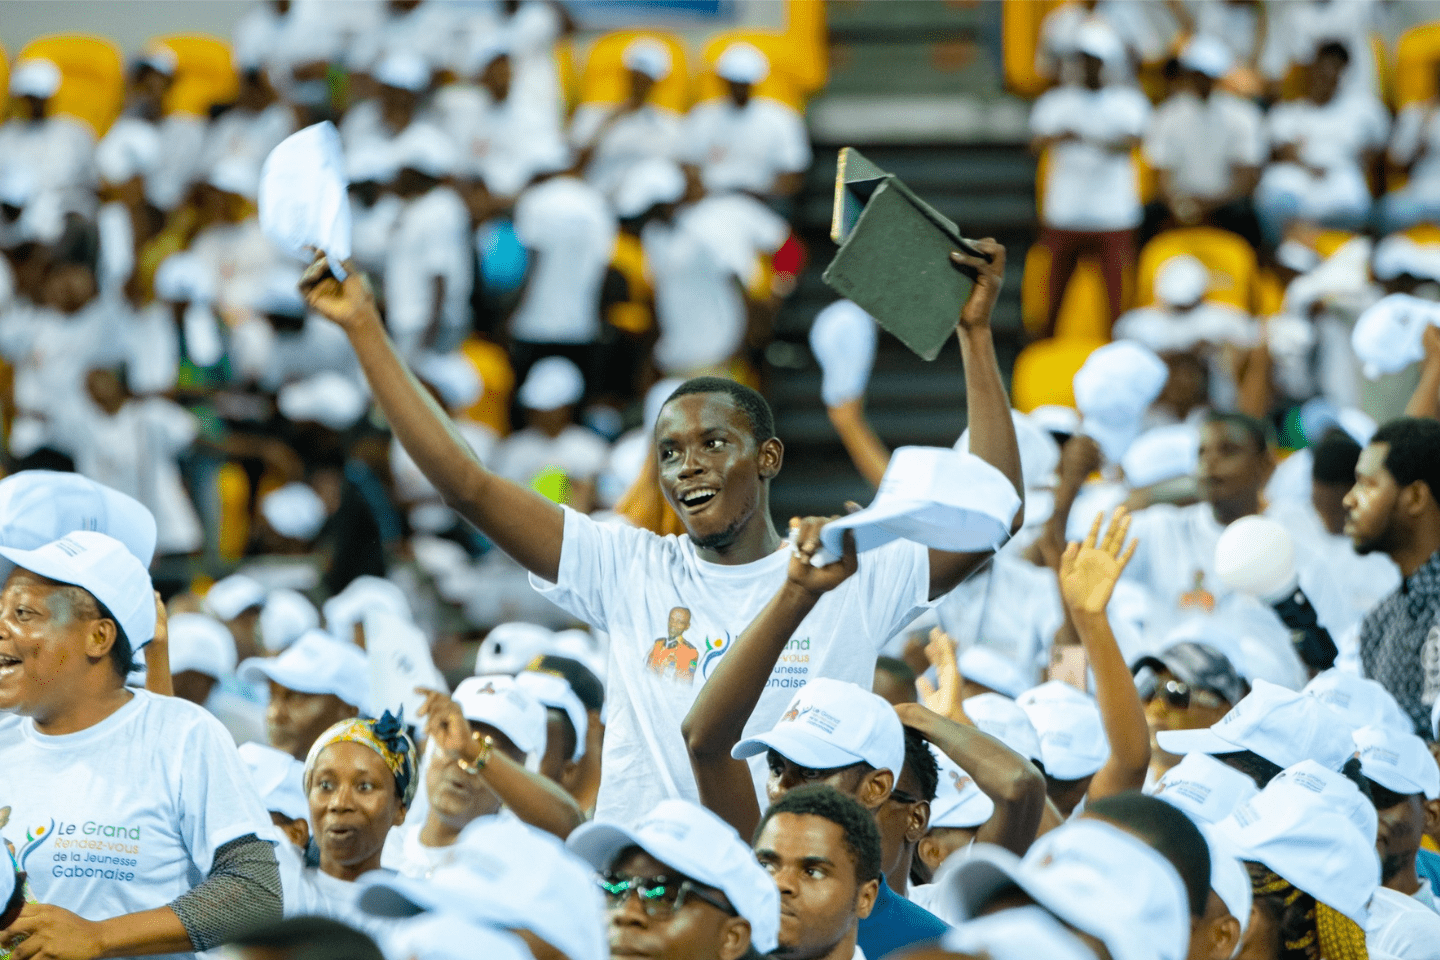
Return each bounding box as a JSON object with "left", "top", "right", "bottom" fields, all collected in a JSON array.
[
  {"left": 0, "top": 570, "right": 114, "bottom": 723},
  {"left": 756, "top": 813, "right": 876, "bottom": 960},
  {"left": 654, "top": 393, "right": 780, "bottom": 553},
  {"left": 308, "top": 741, "right": 406, "bottom": 880}
]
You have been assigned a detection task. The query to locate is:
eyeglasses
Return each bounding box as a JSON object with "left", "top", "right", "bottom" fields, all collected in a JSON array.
[
  {"left": 598, "top": 872, "right": 736, "bottom": 919},
  {"left": 1141, "top": 677, "right": 1223, "bottom": 711}
]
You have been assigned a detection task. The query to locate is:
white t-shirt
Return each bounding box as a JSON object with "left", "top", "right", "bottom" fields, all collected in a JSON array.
[
  {"left": 491, "top": 425, "right": 610, "bottom": 488},
  {"left": 570, "top": 104, "right": 686, "bottom": 199},
  {"left": 1113, "top": 303, "right": 1259, "bottom": 354},
  {"left": 200, "top": 104, "right": 296, "bottom": 181},
  {"left": 1030, "top": 85, "right": 1150, "bottom": 231},
  {"left": 1389, "top": 103, "right": 1440, "bottom": 196},
  {"left": 1144, "top": 91, "right": 1265, "bottom": 201},
  {"left": 384, "top": 186, "right": 473, "bottom": 355},
  {"left": 683, "top": 97, "right": 812, "bottom": 195},
  {"left": 935, "top": 550, "right": 1062, "bottom": 681},
  {"left": 509, "top": 176, "right": 617, "bottom": 345},
  {"left": 1266, "top": 94, "right": 1389, "bottom": 178},
  {"left": 0, "top": 116, "right": 96, "bottom": 218},
  {"left": 430, "top": 84, "right": 565, "bottom": 197},
  {"left": 381, "top": 810, "right": 519, "bottom": 878},
  {"left": 188, "top": 218, "right": 285, "bottom": 315},
  {"left": 530, "top": 508, "right": 933, "bottom": 821},
  {"left": 642, "top": 209, "right": 752, "bottom": 375},
  {"left": 280, "top": 846, "right": 397, "bottom": 945},
  {"left": 0, "top": 691, "right": 274, "bottom": 959},
  {"left": 1367, "top": 886, "right": 1440, "bottom": 958}
]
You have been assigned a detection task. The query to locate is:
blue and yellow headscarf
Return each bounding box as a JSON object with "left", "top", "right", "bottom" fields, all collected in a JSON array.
[{"left": 303, "top": 709, "right": 418, "bottom": 809}]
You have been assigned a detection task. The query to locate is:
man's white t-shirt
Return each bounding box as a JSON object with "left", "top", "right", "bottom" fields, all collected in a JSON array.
[
  {"left": 1389, "top": 103, "right": 1440, "bottom": 198},
  {"left": 1143, "top": 91, "right": 1265, "bottom": 201},
  {"left": 531, "top": 509, "right": 933, "bottom": 821},
  {"left": 509, "top": 176, "right": 617, "bottom": 345},
  {"left": 1030, "top": 85, "right": 1150, "bottom": 231},
  {"left": 1367, "top": 885, "right": 1440, "bottom": 958},
  {"left": 570, "top": 104, "right": 686, "bottom": 199},
  {"left": 683, "top": 97, "right": 812, "bottom": 195},
  {"left": 384, "top": 186, "right": 474, "bottom": 355},
  {"left": 0, "top": 691, "right": 274, "bottom": 959}
]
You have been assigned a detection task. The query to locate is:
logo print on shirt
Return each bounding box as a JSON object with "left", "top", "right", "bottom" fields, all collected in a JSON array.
[{"left": 18, "top": 820, "right": 53, "bottom": 871}]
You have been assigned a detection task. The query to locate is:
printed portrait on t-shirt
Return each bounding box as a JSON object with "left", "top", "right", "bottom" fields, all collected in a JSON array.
[{"left": 647, "top": 607, "right": 700, "bottom": 682}]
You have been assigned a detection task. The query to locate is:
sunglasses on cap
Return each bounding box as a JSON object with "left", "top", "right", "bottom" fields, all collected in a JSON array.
[
  {"left": 598, "top": 872, "right": 736, "bottom": 919},
  {"left": 1137, "top": 672, "right": 1224, "bottom": 711}
]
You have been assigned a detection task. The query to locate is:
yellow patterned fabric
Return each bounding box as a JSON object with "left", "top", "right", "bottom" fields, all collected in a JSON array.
[
  {"left": 1315, "top": 903, "right": 1369, "bottom": 960},
  {"left": 303, "top": 709, "right": 418, "bottom": 808}
]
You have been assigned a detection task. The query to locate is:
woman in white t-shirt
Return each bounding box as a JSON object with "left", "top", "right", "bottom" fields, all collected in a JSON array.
[{"left": 0, "top": 531, "right": 279, "bottom": 959}]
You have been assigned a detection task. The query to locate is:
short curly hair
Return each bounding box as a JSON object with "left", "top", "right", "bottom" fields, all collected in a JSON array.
[
  {"left": 755, "top": 785, "right": 882, "bottom": 885},
  {"left": 902, "top": 726, "right": 939, "bottom": 803},
  {"left": 660, "top": 377, "right": 776, "bottom": 446}
]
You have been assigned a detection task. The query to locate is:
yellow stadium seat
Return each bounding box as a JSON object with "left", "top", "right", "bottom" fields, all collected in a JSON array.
[
  {"left": 1254, "top": 268, "right": 1286, "bottom": 317},
  {"left": 554, "top": 39, "right": 579, "bottom": 113},
  {"left": 0, "top": 45, "right": 9, "bottom": 117},
  {"left": 1313, "top": 229, "right": 1357, "bottom": 259},
  {"left": 1011, "top": 336, "right": 1107, "bottom": 412},
  {"left": 1405, "top": 223, "right": 1440, "bottom": 246},
  {"left": 154, "top": 34, "right": 239, "bottom": 118},
  {"left": 696, "top": 31, "right": 807, "bottom": 110},
  {"left": 1136, "top": 227, "right": 1256, "bottom": 312},
  {"left": 1002, "top": 0, "right": 1064, "bottom": 98},
  {"left": 781, "top": 0, "right": 827, "bottom": 99},
  {"left": 1396, "top": 23, "right": 1440, "bottom": 108},
  {"left": 1021, "top": 245, "right": 1116, "bottom": 341},
  {"left": 459, "top": 336, "right": 515, "bottom": 437},
  {"left": 216, "top": 462, "right": 251, "bottom": 562},
  {"left": 17, "top": 34, "right": 124, "bottom": 136},
  {"left": 578, "top": 30, "right": 690, "bottom": 112}
]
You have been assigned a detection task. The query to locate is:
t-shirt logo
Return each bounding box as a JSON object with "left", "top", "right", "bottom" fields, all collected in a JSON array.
[{"left": 646, "top": 607, "right": 699, "bottom": 683}]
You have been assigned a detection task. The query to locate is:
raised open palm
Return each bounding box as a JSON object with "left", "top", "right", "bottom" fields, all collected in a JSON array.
[{"left": 1059, "top": 507, "right": 1138, "bottom": 616}]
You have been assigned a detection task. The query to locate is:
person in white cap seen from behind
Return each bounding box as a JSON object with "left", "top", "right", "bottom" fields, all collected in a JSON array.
[
  {"left": 683, "top": 41, "right": 811, "bottom": 199},
  {"left": 571, "top": 37, "right": 685, "bottom": 199},
  {"left": 165, "top": 610, "right": 238, "bottom": 706},
  {"left": 517, "top": 668, "right": 591, "bottom": 794},
  {"left": 1352, "top": 724, "right": 1440, "bottom": 913},
  {"left": 908, "top": 748, "right": 995, "bottom": 901},
  {"left": 568, "top": 798, "right": 779, "bottom": 960},
  {"left": 492, "top": 356, "right": 609, "bottom": 513},
  {"left": 257, "top": 587, "right": 320, "bottom": 654},
  {"left": 321, "top": 574, "right": 410, "bottom": 648},
  {"left": 0, "top": 531, "right": 281, "bottom": 956},
  {"left": 0, "top": 58, "right": 95, "bottom": 219},
  {"left": 205, "top": 573, "right": 267, "bottom": 660},
  {"left": 238, "top": 628, "right": 370, "bottom": 760},
  {"left": 1016, "top": 681, "right": 1111, "bottom": 818}
]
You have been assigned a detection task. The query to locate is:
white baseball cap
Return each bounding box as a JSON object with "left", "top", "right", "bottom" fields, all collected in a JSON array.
[
  {"left": 1017, "top": 682, "right": 1110, "bottom": 780},
  {"left": 1198, "top": 823, "right": 1251, "bottom": 942},
  {"left": 615, "top": 158, "right": 686, "bottom": 218},
  {"left": 1155, "top": 255, "right": 1209, "bottom": 307},
  {"left": 0, "top": 470, "right": 157, "bottom": 566},
  {"left": 1073, "top": 342, "right": 1169, "bottom": 463},
  {"left": 323, "top": 575, "right": 411, "bottom": 645},
  {"left": 454, "top": 675, "right": 548, "bottom": 756},
  {"left": 238, "top": 741, "right": 309, "bottom": 822},
  {"left": 929, "top": 745, "right": 995, "bottom": 829},
  {"left": 1029, "top": 404, "right": 1081, "bottom": 438},
  {"left": 1121, "top": 424, "right": 1198, "bottom": 489},
  {"left": 963, "top": 693, "right": 1043, "bottom": 766},
  {"left": 809, "top": 300, "right": 877, "bottom": 409},
  {"left": 138, "top": 44, "right": 179, "bottom": 77},
  {"left": 386, "top": 914, "right": 532, "bottom": 960},
  {"left": 1268, "top": 759, "right": 1377, "bottom": 841},
  {"left": 0, "top": 531, "right": 156, "bottom": 648},
  {"left": 1216, "top": 768, "right": 1380, "bottom": 925},
  {"left": 959, "top": 410, "right": 1062, "bottom": 496},
  {"left": 957, "top": 644, "right": 1032, "bottom": 700},
  {"left": 96, "top": 121, "right": 162, "bottom": 185},
  {"left": 715, "top": 42, "right": 770, "bottom": 84},
  {"left": 1156, "top": 678, "right": 1355, "bottom": 772},
  {"left": 1074, "top": 21, "right": 1124, "bottom": 64},
  {"left": 517, "top": 670, "right": 588, "bottom": 761},
  {"left": 941, "top": 906, "right": 1099, "bottom": 960},
  {"left": 1151, "top": 752, "right": 1259, "bottom": 825},
  {"left": 277, "top": 372, "right": 369, "bottom": 431},
  {"left": 390, "top": 123, "right": 459, "bottom": 179},
  {"left": 517, "top": 356, "right": 585, "bottom": 411},
  {"left": 476, "top": 622, "right": 555, "bottom": 676},
  {"left": 568, "top": 799, "right": 781, "bottom": 953},
  {"left": 238, "top": 628, "right": 371, "bottom": 712},
  {"left": 1214, "top": 516, "right": 1295, "bottom": 602},
  {"left": 166, "top": 612, "right": 237, "bottom": 680},
  {"left": 205, "top": 573, "right": 266, "bottom": 621},
  {"left": 1351, "top": 292, "right": 1440, "bottom": 380},
  {"left": 9, "top": 59, "right": 62, "bottom": 99},
  {"left": 935, "top": 819, "right": 1191, "bottom": 960},
  {"left": 207, "top": 156, "right": 260, "bottom": 199},
  {"left": 361, "top": 815, "right": 607, "bottom": 960},
  {"left": 733, "top": 678, "right": 905, "bottom": 776},
  {"left": 1178, "top": 35, "right": 1233, "bottom": 79},
  {"left": 414, "top": 351, "right": 483, "bottom": 411},
  {"left": 1303, "top": 669, "right": 1413, "bottom": 736},
  {"left": 375, "top": 51, "right": 431, "bottom": 92},
  {"left": 1354, "top": 724, "right": 1440, "bottom": 800},
  {"left": 259, "top": 588, "right": 320, "bottom": 653},
  {"left": 622, "top": 38, "right": 672, "bottom": 80},
  {"left": 260, "top": 483, "right": 327, "bottom": 541}
]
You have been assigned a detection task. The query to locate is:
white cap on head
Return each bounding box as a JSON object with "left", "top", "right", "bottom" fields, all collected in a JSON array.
[
  {"left": 517, "top": 356, "right": 585, "bottom": 411},
  {"left": 138, "top": 44, "right": 179, "bottom": 77},
  {"left": 166, "top": 612, "right": 237, "bottom": 679},
  {"left": 1276, "top": 240, "right": 1321, "bottom": 274},
  {"left": 1074, "top": 21, "right": 1124, "bottom": 63},
  {"left": 1303, "top": 669, "right": 1413, "bottom": 736},
  {"left": 715, "top": 41, "right": 770, "bottom": 84},
  {"left": 941, "top": 906, "right": 1100, "bottom": 960},
  {"left": 1073, "top": 342, "right": 1169, "bottom": 463},
  {"left": 386, "top": 914, "right": 532, "bottom": 960},
  {"left": 1156, "top": 678, "right": 1355, "bottom": 772},
  {"left": 375, "top": 51, "right": 431, "bottom": 92},
  {"left": 623, "top": 38, "right": 672, "bottom": 80},
  {"left": 936, "top": 820, "right": 1191, "bottom": 960},
  {"left": 956, "top": 645, "right": 1032, "bottom": 700},
  {"left": 1354, "top": 724, "right": 1440, "bottom": 800},
  {"left": 1198, "top": 823, "right": 1251, "bottom": 942},
  {"left": 238, "top": 628, "right": 371, "bottom": 712},
  {"left": 615, "top": 158, "right": 686, "bottom": 218},
  {"left": 929, "top": 745, "right": 996, "bottom": 829},
  {"left": 1216, "top": 767, "right": 1380, "bottom": 924},
  {"left": 208, "top": 157, "right": 260, "bottom": 199},
  {"left": 1029, "top": 404, "right": 1081, "bottom": 438},
  {"left": 258, "top": 588, "right": 319, "bottom": 653},
  {"left": 464, "top": 36, "right": 510, "bottom": 77},
  {"left": 10, "top": 59, "right": 62, "bottom": 99},
  {"left": 1155, "top": 255, "right": 1210, "bottom": 307},
  {"left": 414, "top": 352, "right": 483, "bottom": 410},
  {"left": 453, "top": 674, "right": 549, "bottom": 756},
  {"left": 1121, "top": 424, "right": 1199, "bottom": 489},
  {"left": 323, "top": 575, "right": 411, "bottom": 646},
  {"left": 476, "top": 622, "right": 554, "bottom": 676},
  {"left": 1017, "top": 681, "right": 1110, "bottom": 780},
  {"left": 254, "top": 268, "right": 307, "bottom": 319},
  {"left": 1352, "top": 292, "right": 1440, "bottom": 380},
  {"left": 1268, "top": 760, "right": 1377, "bottom": 841},
  {"left": 1178, "top": 35, "right": 1233, "bottom": 78},
  {"left": 517, "top": 670, "right": 588, "bottom": 761},
  {"left": 277, "top": 372, "right": 369, "bottom": 431},
  {"left": 963, "top": 692, "right": 1043, "bottom": 765},
  {"left": 390, "top": 125, "right": 459, "bottom": 178},
  {"left": 1152, "top": 752, "right": 1259, "bottom": 825},
  {"left": 733, "top": 678, "right": 905, "bottom": 776},
  {"left": 0, "top": 470, "right": 157, "bottom": 566},
  {"left": 205, "top": 573, "right": 266, "bottom": 622},
  {"left": 154, "top": 252, "right": 218, "bottom": 305},
  {"left": 809, "top": 299, "right": 879, "bottom": 409},
  {"left": 0, "top": 531, "right": 156, "bottom": 648},
  {"left": 238, "top": 741, "right": 308, "bottom": 822},
  {"left": 346, "top": 143, "right": 399, "bottom": 185},
  {"left": 97, "top": 122, "right": 162, "bottom": 185},
  {"left": 568, "top": 799, "right": 781, "bottom": 953},
  {"left": 958, "top": 410, "right": 1061, "bottom": 495},
  {"left": 260, "top": 483, "right": 327, "bottom": 542},
  {"left": 360, "top": 815, "right": 607, "bottom": 960}
]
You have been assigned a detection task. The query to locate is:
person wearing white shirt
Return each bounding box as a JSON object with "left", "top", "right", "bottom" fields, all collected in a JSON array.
[
  {"left": 492, "top": 357, "right": 610, "bottom": 514},
  {"left": 1379, "top": 61, "right": 1440, "bottom": 233},
  {"left": 1029, "top": 23, "right": 1150, "bottom": 339},
  {"left": 187, "top": 161, "right": 287, "bottom": 316},
  {"left": 199, "top": 68, "right": 297, "bottom": 182},
  {"left": 683, "top": 43, "right": 811, "bottom": 199},
  {"left": 0, "top": 59, "right": 96, "bottom": 222},
  {"left": 1034, "top": 0, "right": 1173, "bottom": 85},
  {"left": 347, "top": 0, "right": 461, "bottom": 78},
  {"left": 571, "top": 38, "right": 686, "bottom": 200},
  {"left": 104, "top": 49, "right": 209, "bottom": 214},
  {"left": 1255, "top": 41, "right": 1389, "bottom": 245}
]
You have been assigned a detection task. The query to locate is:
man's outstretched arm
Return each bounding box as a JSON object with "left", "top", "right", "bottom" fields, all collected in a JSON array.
[
  {"left": 928, "top": 240, "right": 1025, "bottom": 599},
  {"left": 301, "top": 257, "right": 565, "bottom": 582}
]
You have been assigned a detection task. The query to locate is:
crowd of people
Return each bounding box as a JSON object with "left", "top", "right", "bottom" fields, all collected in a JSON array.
[{"left": 2, "top": 1, "right": 1440, "bottom": 960}]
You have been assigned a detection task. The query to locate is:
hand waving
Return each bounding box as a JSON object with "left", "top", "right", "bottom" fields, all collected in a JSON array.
[
  {"left": 786, "top": 517, "right": 858, "bottom": 597},
  {"left": 914, "top": 627, "right": 971, "bottom": 725},
  {"left": 415, "top": 687, "right": 476, "bottom": 764},
  {"left": 1059, "top": 507, "right": 1138, "bottom": 617},
  {"left": 299, "top": 252, "right": 379, "bottom": 333}
]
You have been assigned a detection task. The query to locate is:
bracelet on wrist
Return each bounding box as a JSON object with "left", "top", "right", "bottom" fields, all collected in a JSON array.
[{"left": 456, "top": 732, "right": 494, "bottom": 776}]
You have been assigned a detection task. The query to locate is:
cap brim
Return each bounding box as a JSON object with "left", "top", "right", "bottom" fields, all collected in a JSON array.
[
  {"left": 236, "top": 656, "right": 334, "bottom": 698},
  {"left": 932, "top": 845, "right": 1026, "bottom": 923},
  {"left": 357, "top": 873, "right": 438, "bottom": 918},
  {"left": 731, "top": 727, "right": 869, "bottom": 770},
  {"left": 0, "top": 544, "right": 88, "bottom": 595},
  {"left": 1156, "top": 727, "right": 1234, "bottom": 757},
  {"left": 566, "top": 821, "right": 640, "bottom": 873}
]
